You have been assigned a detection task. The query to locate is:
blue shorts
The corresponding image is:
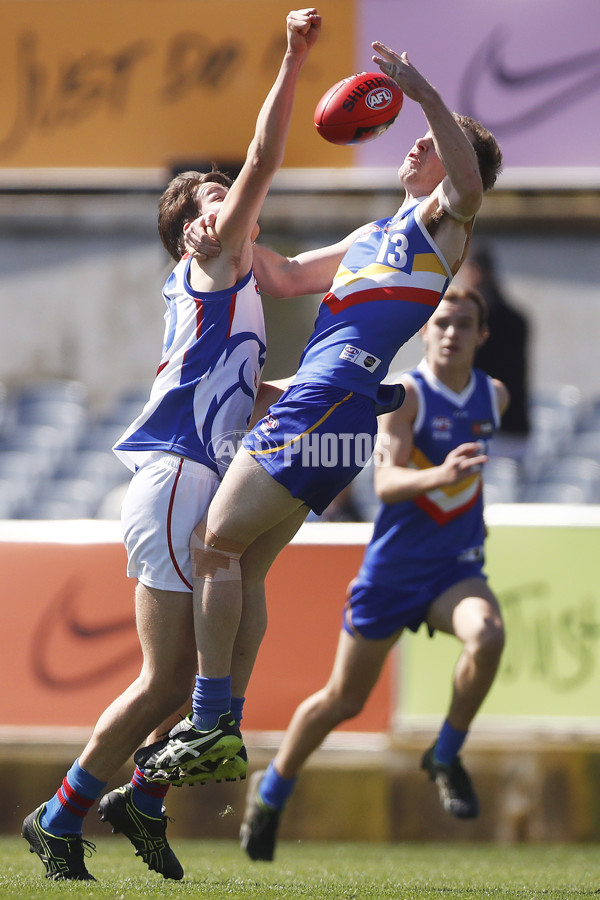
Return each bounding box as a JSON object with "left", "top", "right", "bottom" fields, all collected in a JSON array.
[
  {"left": 343, "top": 559, "right": 486, "bottom": 640},
  {"left": 242, "top": 383, "right": 378, "bottom": 515}
]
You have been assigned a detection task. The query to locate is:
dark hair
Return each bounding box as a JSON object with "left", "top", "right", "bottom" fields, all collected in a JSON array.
[
  {"left": 443, "top": 284, "right": 488, "bottom": 329},
  {"left": 453, "top": 114, "right": 503, "bottom": 192},
  {"left": 157, "top": 166, "right": 233, "bottom": 261}
]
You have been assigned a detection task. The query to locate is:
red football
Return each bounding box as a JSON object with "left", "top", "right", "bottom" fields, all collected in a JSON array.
[{"left": 314, "top": 72, "right": 403, "bottom": 146}]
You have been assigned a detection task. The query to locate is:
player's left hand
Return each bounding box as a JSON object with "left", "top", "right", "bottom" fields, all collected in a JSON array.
[
  {"left": 184, "top": 213, "right": 221, "bottom": 260},
  {"left": 371, "top": 42, "right": 433, "bottom": 104}
]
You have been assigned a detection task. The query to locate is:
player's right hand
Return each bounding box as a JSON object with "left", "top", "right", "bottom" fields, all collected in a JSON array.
[
  {"left": 184, "top": 213, "right": 222, "bottom": 259},
  {"left": 287, "top": 9, "right": 321, "bottom": 56},
  {"left": 441, "top": 442, "right": 488, "bottom": 484}
]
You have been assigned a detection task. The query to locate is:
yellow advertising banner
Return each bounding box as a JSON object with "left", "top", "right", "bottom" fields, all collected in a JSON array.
[
  {"left": 0, "top": 0, "right": 355, "bottom": 170},
  {"left": 401, "top": 514, "right": 600, "bottom": 729}
]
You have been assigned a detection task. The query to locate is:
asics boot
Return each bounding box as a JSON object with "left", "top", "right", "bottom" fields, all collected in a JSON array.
[
  {"left": 134, "top": 712, "right": 243, "bottom": 782},
  {"left": 22, "top": 804, "right": 96, "bottom": 881},
  {"left": 157, "top": 745, "right": 249, "bottom": 788},
  {"left": 240, "top": 769, "right": 281, "bottom": 862},
  {"left": 98, "top": 784, "right": 183, "bottom": 880},
  {"left": 421, "top": 744, "right": 480, "bottom": 819}
]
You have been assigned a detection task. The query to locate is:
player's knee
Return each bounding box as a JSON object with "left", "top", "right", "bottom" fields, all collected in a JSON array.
[
  {"left": 133, "top": 680, "right": 183, "bottom": 724},
  {"left": 162, "top": 681, "right": 194, "bottom": 716},
  {"left": 473, "top": 615, "right": 505, "bottom": 663},
  {"left": 339, "top": 695, "right": 366, "bottom": 722},
  {"left": 190, "top": 522, "right": 245, "bottom": 582},
  {"left": 326, "top": 688, "right": 366, "bottom": 723},
  {"left": 139, "top": 667, "right": 194, "bottom": 711}
]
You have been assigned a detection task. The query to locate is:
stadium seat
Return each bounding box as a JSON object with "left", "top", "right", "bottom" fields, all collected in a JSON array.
[
  {"left": 78, "top": 422, "right": 130, "bottom": 453},
  {"left": 60, "top": 449, "right": 129, "bottom": 489},
  {"left": 0, "top": 477, "right": 34, "bottom": 518},
  {"left": 523, "top": 455, "right": 600, "bottom": 504},
  {"left": 16, "top": 378, "right": 88, "bottom": 406},
  {"left": 521, "top": 482, "right": 588, "bottom": 504},
  {"left": 483, "top": 456, "right": 521, "bottom": 504},
  {"left": 22, "top": 477, "right": 103, "bottom": 519},
  {"left": 22, "top": 499, "right": 93, "bottom": 520},
  {"left": 95, "top": 482, "right": 130, "bottom": 519},
  {"left": 569, "top": 429, "right": 600, "bottom": 462},
  {"left": 523, "top": 384, "right": 584, "bottom": 481},
  {"left": 0, "top": 382, "right": 8, "bottom": 438},
  {"left": 2, "top": 423, "right": 73, "bottom": 473},
  {"left": 98, "top": 389, "right": 148, "bottom": 429},
  {"left": 0, "top": 448, "right": 55, "bottom": 490},
  {"left": 349, "top": 462, "right": 379, "bottom": 521}
]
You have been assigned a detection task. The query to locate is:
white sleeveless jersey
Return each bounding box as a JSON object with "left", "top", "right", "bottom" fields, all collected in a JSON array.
[{"left": 114, "top": 255, "right": 266, "bottom": 478}]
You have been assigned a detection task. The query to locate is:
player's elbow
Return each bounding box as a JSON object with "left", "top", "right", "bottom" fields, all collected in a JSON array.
[
  {"left": 256, "top": 272, "right": 289, "bottom": 300},
  {"left": 374, "top": 471, "right": 399, "bottom": 505},
  {"left": 455, "top": 179, "right": 483, "bottom": 220},
  {"left": 463, "top": 166, "right": 484, "bottom": 205}
]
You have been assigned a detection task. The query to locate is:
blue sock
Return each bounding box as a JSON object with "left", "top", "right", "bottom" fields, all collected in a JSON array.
[
  {"left": 258, "top": 760, "right": 297, "bottom": 811},
  {"left": 191, "top": 674, "right": 231, "bottom": 731},
  {"left": 230, "top": 695, "right": 245, "bottom": 728},
  {"left": 434, "top": 720, "right": 468, "bottom": 766},
  {"left": 40, "top": 759, "right": 107, "bottom": 836},
  {"left": 130, "top": 766, "right": 169, "bottom": 818}
]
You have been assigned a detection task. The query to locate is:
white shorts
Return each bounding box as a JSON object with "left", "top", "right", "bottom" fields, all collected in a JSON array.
[{"left": 121, "top": 452, "right": 220, "bottom": 592}]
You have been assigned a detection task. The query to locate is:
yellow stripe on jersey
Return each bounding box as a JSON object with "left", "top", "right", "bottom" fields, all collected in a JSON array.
[
  {"left": 411, "top": 252, "right": 449, "bottom": 276},
  {"left": 247, "top": 392, "right": 354, "bottom": 456},
  {"left": 332, "top": 262, "right": 398, "bottom": 289},
  {"left": 409, "top": 446, "right": 481, "bottom": 509}
]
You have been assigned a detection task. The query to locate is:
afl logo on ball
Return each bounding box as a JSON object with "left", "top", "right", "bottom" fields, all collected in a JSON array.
[{"left": 366, "top": 87, "right": 393, "bottom": 110}]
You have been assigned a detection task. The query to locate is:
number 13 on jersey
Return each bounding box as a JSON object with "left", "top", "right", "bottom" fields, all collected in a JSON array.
[{"left": 376, "top": 229, "right": 409, "bottom": 269}]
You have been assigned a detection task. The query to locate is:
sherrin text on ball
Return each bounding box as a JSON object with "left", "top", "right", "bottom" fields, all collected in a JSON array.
[{"left": 314, "top": 72, "right": 403, "bottom": 145}]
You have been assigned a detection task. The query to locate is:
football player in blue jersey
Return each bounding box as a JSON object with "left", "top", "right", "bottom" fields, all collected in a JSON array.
[
  {"left": 240, "top": 283, "right": 509, "bottom": 860},
  {"left": 136, "top": 42, "right": 503, "bottom": 803},
  {"left": 21, "top": 8, "right": 322, "bottom": 883}
]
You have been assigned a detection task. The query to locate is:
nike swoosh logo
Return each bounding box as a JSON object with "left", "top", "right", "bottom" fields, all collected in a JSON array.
[
  {"left": 458, "top": 27, "right": 600, "bottom": 136},
  {"left": 32, "top": 577, "right": 139, "bottom": 689}
]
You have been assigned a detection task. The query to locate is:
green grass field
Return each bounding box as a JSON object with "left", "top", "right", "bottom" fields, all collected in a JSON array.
[{"left": 2, "top": 837, "right": 599, "bottom": 899}]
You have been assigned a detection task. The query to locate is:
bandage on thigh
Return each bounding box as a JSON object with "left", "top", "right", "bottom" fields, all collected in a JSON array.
[{"left": 190, "top": 522, "right": 245, "bottom": 582}]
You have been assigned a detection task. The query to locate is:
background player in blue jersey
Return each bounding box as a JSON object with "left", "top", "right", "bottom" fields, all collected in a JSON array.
[
  {"left": 136, "top": 43, "right": 503, "bottom": 792},
  {"left": 240, "top": 283, "right": 509, "bottom": 860},
  {"left": 21, "top": 8, "right": 321, "bottom": 883}
]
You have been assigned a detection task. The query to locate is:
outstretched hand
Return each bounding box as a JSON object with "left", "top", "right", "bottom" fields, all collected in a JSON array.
[{"left": 372, "top": 41, "right": 433, "bottom": 104}]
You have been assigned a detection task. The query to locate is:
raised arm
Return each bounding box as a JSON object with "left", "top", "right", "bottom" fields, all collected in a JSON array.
[
  {"left": 214, "top": 10, "right": 321, "bottom": 264},
  {"left": 372, "top": 43, "right": 482, "bottom": 221}
]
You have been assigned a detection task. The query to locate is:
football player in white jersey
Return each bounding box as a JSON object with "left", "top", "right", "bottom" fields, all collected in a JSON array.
[
  {"left": 22, "top": 8, "right": 322, "bottom": 883},
  {"left": 240, "top": 285, "right": 509, "bottom": 861}
]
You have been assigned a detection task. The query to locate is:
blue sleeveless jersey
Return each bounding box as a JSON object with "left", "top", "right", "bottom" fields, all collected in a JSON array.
[
  {"left": 292, "top": 199, "right": 452, "bottom": 400},
  {"left": 359, "top": 360, "right": 500, "bottom": 586},
  {"left": 114, "top": 256, "right": 266, "bottom": 477}
]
